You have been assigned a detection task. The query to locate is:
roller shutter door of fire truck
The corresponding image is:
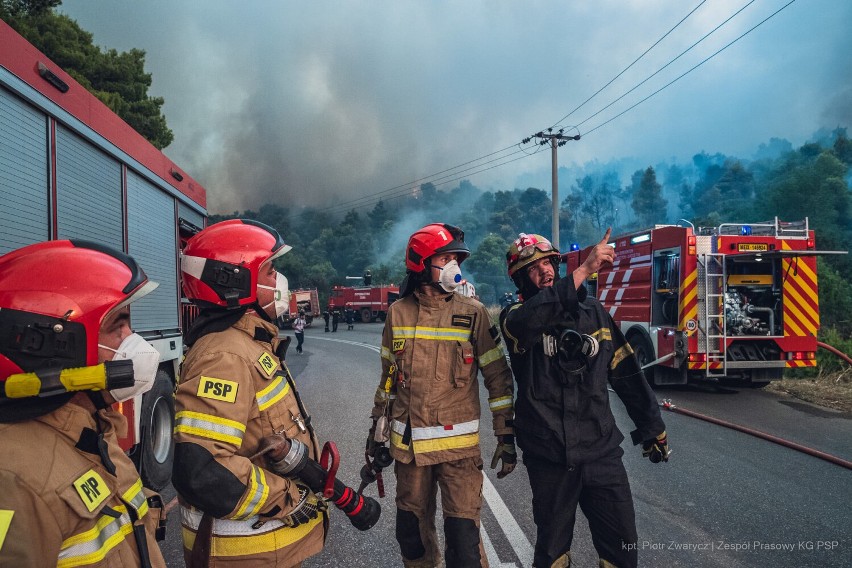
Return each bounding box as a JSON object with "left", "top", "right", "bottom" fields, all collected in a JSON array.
[
  {"left": 127, "top": 170, "right": 179, "bottom": 332},
  {"left": 55, "top": 124, "right": 123, "bottom": 249},
  {"left": 177, "top": 200, "right": 205, "bottom": 232},
  {"left": 0, "top": 87, "right": 49, "bottom": 254}
]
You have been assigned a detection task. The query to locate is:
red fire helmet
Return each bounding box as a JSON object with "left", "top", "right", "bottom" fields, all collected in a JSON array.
[
  {"left": 0, "top": 240, "right": 156, "bottom": 380},
  {"left": 181, "top": 219, "right": 291, "bottom": 308},
  {"left": 405, "top": 223, "right": 470, "bottom": 273}
]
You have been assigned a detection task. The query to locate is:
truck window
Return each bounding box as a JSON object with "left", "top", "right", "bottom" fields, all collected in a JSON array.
[{"left": 653, "top": 251, "right": 680, "bottom": 325}]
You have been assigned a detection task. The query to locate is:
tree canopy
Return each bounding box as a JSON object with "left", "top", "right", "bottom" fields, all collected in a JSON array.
[
  {"left": 1, "top": 0, "right": 174, "bottom": 148},
  {"left": 214, "top": 129, "right": 852, "bottom": 346}
]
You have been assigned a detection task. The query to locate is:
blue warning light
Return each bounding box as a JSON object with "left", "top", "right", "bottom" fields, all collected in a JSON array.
[
  {"left": 740, "top": 225, "right": 752, "bottom": 236},
  {"left": 570, "top": 243, "right": 580, "bottom": 251}
]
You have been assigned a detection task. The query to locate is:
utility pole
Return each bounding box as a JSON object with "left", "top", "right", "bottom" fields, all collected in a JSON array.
[{"left": 524, "top": 129, "right": 580, "bottom": 250}]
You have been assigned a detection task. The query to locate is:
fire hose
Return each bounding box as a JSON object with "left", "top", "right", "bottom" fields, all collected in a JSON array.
[
  {"left": 660, "top": 400, "right": 852, "bottom": 470},
  {"left": 251, "top": 435, "right": 381, "bottom": 531},
  {"left": 817, "top": 341, "right": 852, "bottom": 366}
]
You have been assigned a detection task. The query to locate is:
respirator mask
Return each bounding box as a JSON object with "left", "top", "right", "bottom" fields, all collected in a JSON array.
[
  {"left": 98, "top": 333, "right": 160, "bottom": 402},
  {"left": 257, "top": 272, "right": 290, "bottom": 319},
  {"left": 433, "top": 260, "right": 463, "bottom": 293}
]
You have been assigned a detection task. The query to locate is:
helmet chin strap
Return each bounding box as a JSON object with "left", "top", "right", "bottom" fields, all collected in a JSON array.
[{"left": 252, "top": 300, "right": 275, "bottom": 324}]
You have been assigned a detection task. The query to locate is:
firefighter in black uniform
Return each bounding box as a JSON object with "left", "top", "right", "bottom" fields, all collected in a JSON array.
[{"left": 500, "top": 229, "right": 670, "bottom": 568}]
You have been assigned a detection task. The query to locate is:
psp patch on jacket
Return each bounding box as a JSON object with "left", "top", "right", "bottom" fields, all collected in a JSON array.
[
  {"left": 452, "top": 315, "right": 473, "bottom": 328},
  {"left": 73, "top": 470, "right": 110, "bottom": 512},
  {"left": 392, "top": 339, "right": 406, "bottom": 352},
  {"left": 197, "top": 376, "right": 239, "bottom": 403},
  {"left": 256, "top": 351, "right": 278, "bottom": 377}
]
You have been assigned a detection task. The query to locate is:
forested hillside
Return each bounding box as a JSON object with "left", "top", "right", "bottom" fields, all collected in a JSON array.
[{"left": 214, "top": 131, "right": 852, "bottom": 341}]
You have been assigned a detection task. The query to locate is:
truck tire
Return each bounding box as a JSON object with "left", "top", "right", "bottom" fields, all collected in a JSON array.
[
  {"left": 139, "top": 370, "right": 175, "bottom": 491},
  {"left": 627, "top": 332, "right": 656, "bottom": 387},
  {"left": 361, "top": 307, "right": 373, "bottom": 323}
]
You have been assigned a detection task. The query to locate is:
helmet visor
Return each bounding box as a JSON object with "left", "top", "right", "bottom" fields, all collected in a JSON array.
[{"left": 509, "top": 235, "right": 556, "bottom": 266}]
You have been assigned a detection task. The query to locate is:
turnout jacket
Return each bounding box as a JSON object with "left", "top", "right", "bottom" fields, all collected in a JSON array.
[
  {"left": 500, "top": 279, "right": 665, "bottom": 465},
  {"left": 372, "top": 289, "right": 514, "bottom": 467},
  {"left": 173, "top": 312, "right": 326, "bottom": 567},
  {"left": 0, "top": 403, "right": 166, "bottom": 568}
]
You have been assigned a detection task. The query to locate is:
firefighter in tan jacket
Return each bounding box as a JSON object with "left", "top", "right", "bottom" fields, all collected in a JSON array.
[
  {"left": 0, "top": 240, "right": 167, "bottom": 568},
  {"left": 173, "top": 220, "right": 326, "bottom": 567},
  {"left": 368, "top": 223, "right": 516, "bottom": 568}
]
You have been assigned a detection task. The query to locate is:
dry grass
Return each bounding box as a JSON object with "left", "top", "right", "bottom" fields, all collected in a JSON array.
[{"left": 767, "top": 367, "right": 852, "bottom": 413}]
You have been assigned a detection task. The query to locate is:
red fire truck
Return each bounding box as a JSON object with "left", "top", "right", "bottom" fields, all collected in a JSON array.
[
  {"left": 0, "top": 22, "right": 207, "bottom": 489},
  {"left": 565, "top": 218, "right": 841, "bottom": 387},
  {"left": 288, "top": 288, "right": 320, "bottom": 326},
  {"left": 328, "top": 285, "right": 399, "bottom": 322}
]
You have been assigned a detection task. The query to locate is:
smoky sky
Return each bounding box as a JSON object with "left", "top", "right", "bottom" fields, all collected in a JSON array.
[{"left": 58, "top": 0, "right": 852, "bottom": 215}]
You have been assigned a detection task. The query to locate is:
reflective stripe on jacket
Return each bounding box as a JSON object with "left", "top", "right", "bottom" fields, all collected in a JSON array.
[
  {"left": 372, "top": 290, "right": 514, "bottom": 466},
  {"left": 173, "top": 313, "right": 326, "bottom": 567},
  {"left": 0, "top": 404, "right": 166, "bottom": 568}
]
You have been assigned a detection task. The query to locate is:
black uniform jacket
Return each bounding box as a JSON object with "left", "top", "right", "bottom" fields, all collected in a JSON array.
[{"left": 500, "top": 278, "right": 665, "bottom": 466}]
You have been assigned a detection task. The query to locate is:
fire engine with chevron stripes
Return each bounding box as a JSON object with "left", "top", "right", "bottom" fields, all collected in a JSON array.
[{"left": 565, "top": 218, "right": 843, "bottom": 388}]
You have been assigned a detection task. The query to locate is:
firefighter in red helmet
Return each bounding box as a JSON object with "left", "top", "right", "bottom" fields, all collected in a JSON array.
[
  {"left": 173, "top": 219, "right": 328, "bottom": 567},
  {"left": 500, "top": 229, "right": 669, "bottom": 568},
  {"left": 0, "top": 240, "right": 167, "bottom": 568},
  {"left": 367, "top": 223, "right": 515, "bottom": 567}
]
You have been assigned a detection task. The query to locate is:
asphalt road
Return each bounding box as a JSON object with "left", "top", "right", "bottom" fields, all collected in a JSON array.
[{"left": 158, "top": 322, "right": 852, "bottom": 567}]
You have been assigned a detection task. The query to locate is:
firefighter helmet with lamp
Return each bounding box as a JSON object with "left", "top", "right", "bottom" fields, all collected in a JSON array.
[
  {"left": 181, "top": 219, "right": 292, "bottom": 310},
  {"left": 0, "top": 240, "right": 157, "bottom": 421},
  {"left": 506, "top": 233, "right": 561, "bottom": 281}
]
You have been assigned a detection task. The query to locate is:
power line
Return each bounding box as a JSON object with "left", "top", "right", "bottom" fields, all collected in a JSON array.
[
  {"left": 322, "top": 0, "right": 719, "bottom": 216},
  {"left": 327, "top": 142, "right": 527, "bottom": 211},
  {"left": 549, "top": 0, "right": 708, "bottom": 130},
  {"left": 323, "top": 0, "right": 794, "bottom": 217},
  {"left": 582, "top": 0, "right": 797, "bottom": 137},
  {"left": 324, "top": 145, "right": 547, "bottom": 214},
  {"left": 574, "top": 0, "right": 758, "bottom": 130}
]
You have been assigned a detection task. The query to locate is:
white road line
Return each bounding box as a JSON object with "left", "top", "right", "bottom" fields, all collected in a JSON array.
[
  {"left": 481, "top": 523, "right": 518, "bottom": 568},
  {"left": 308, "top": 335, "right": 381, "bottom": 353},
  {"left": 311, "top": 334, "right": 534, "bottom": 567},
  {"left": 482, "top": 475, "right": 534, "bottom": 567}
]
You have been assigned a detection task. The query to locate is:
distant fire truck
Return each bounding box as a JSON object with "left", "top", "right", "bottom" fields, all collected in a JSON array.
[
  {"left": 0, "top": 22, "right": 207, "bottom": 489},
  {"left": 565, "top": 218, "right": 842, "bottom": 387},
  {"left": 288, "top": 288, "right": 320, "bottom": 326},
  {"left": 328, "top": 285, "right": 399, "bottom": 322}
]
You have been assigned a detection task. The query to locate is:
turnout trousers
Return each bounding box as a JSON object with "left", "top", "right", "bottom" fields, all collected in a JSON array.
[
  {"left": 525, "top": 451, "right": 638, "bottom": 568},
  {"left": 395, "top": 456, "right": 488, "bottom": 568}
]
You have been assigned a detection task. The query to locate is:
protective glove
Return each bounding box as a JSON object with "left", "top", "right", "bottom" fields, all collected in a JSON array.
[
  {"left": 642, "top": 431, "right": 671, "bottom": 463},
  {"left": 283, "top": 482, "right": 322, "bottom": 527},
  {"left": 490, "top": 435, "right": 517, "bottom": 479},
  {"left": 366, "top": 418, "right": 378, "bottom": 455}
]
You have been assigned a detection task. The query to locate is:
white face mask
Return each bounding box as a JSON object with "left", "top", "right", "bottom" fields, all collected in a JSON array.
[
  {"left": 257, "top": 271, "right": 290, "bottom": 319},
  {"left": 98, "top": 333, "right": 160, "bottom": 402},
  {"left": 434, "top": 260, "right": 463, "bottom": 292}
]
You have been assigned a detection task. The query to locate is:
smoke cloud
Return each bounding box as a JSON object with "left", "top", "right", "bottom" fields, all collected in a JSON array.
[{"left": 59, "top": 0, "right": 852, "bottom": 214}]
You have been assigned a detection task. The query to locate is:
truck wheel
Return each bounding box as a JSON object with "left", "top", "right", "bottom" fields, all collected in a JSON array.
[
  {"left": 361, "top": 308, "right": 373, "bottom": 323},
  {"left": 627, "top": 333, "right": 656, "bottom": 387},
  {"left": 139, "top": 370, "right": 175, "bottom": 491}
]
